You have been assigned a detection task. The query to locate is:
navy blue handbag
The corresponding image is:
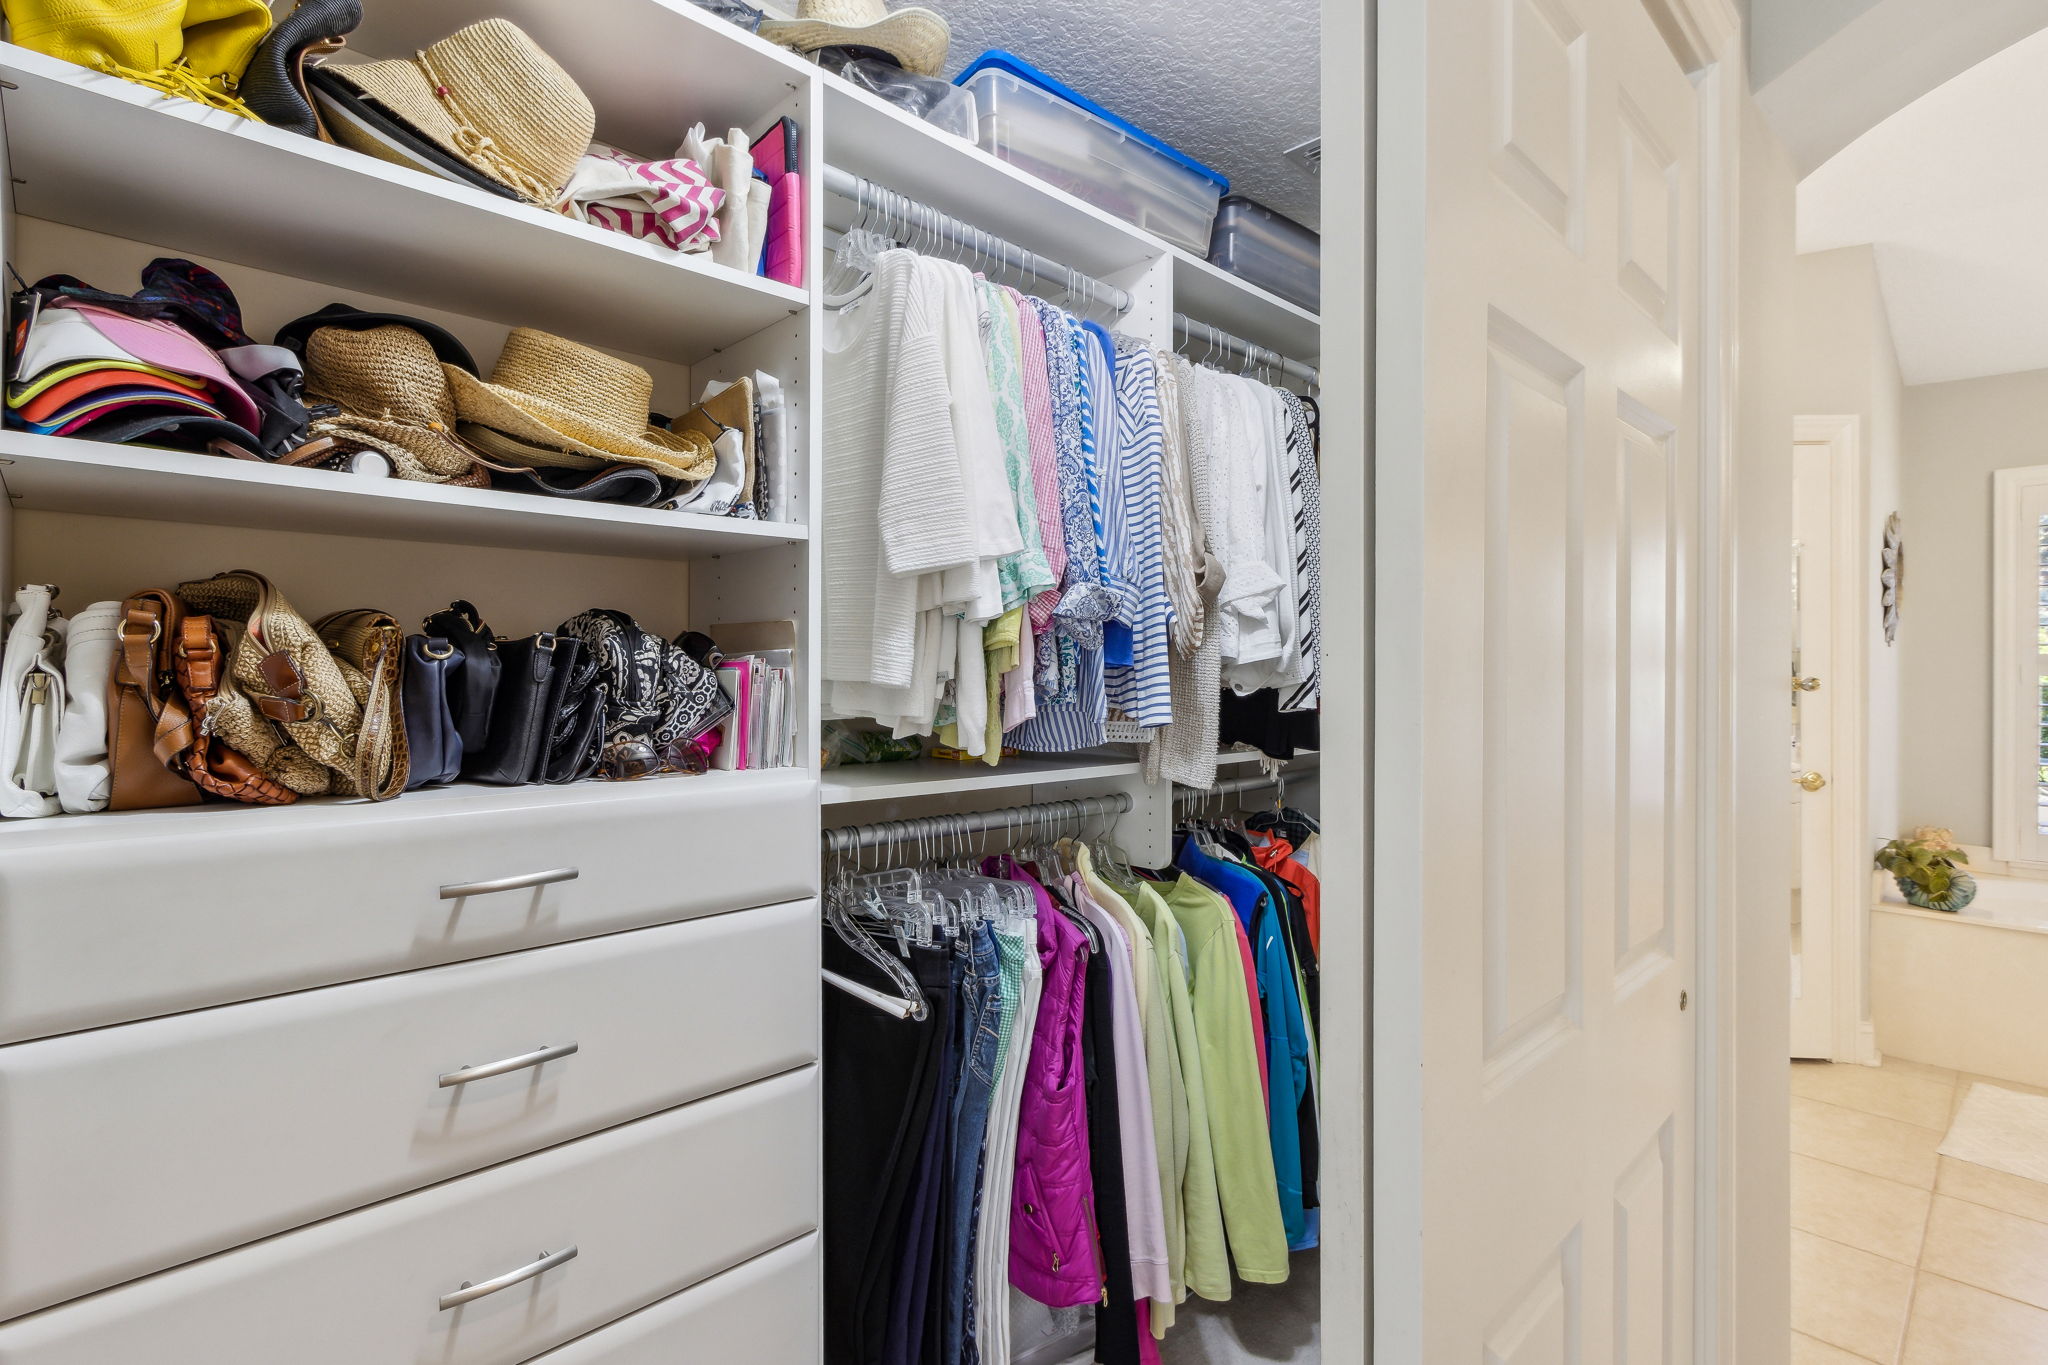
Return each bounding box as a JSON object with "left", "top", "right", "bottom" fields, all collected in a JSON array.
[{"left": 401, "top": 634, "right": 464, "bottom": 788}]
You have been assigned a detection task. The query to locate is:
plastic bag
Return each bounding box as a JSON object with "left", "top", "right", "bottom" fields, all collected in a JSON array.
[
  {"left": 823, "top": 54, "right": 978, "bottom": 142},
  {"left": 822, "top": 720, "right": 924, "bottom": 768}
]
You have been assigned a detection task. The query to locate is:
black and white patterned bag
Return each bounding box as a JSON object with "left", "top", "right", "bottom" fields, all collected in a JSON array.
[{"left": 556, "top": 608, "right": 731, "bottom": 750}]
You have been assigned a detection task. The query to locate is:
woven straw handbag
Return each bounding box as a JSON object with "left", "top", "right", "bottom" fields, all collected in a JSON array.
[{"left": 175, "top": 570, "right": 403, "bottom": 800}]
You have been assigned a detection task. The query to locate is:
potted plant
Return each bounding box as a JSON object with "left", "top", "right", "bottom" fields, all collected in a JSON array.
[{"left": 1874, "top": 827, "right": 1977, "bottom": 912}]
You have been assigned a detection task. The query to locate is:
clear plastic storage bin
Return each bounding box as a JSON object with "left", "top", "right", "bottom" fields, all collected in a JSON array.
[
  {"left": 1208, "top": 196, "right": 1320, "bottom": 313},
  {"left": 960, "top": 67, "right": 1224, "bottom": 253}
]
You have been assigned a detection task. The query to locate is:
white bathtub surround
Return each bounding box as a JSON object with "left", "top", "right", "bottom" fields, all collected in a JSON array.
[
  {"left": 1942, "top": 1084, "right": 2048, "bottom": 1185},
  {"left": 1871, "top": 870, "right": 2048, "bottom": 1087}
]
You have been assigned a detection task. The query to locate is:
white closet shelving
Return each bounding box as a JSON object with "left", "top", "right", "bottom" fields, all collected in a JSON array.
[{"left": 0, "top": 2, "right": 1321, "bottom": 1357}]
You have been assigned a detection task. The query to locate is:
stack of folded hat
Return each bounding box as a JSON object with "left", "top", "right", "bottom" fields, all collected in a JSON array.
[
  {"left": 274, "top": 308, "right": 722, "bottom": 507},
  {"left": 6, "top": 261, "right": 318, "bottom": 463},
  {"left": 448, "top": 328, "right": 721, "bottom": 506}
]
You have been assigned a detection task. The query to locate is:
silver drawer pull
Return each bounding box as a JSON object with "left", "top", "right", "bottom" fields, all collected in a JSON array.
[
  {"left": 438, "top": 867, "right": 579, "bottom": 900},
  {"left": 438, "top": 1042, "right": 579, "bottom": 1089},
  {"left": 438, "top": 1246, "right": 578, "bottom": 1311}
]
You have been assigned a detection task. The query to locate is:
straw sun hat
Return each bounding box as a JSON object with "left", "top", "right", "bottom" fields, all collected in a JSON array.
[
  {"left": 326, "top": 18, "right": 593, "bottom": 205},
  {"left": 301, "top": 324, "right": 484, "bottom": 484},
  {"left": 760, "top": 0, "right": 951, "bottom": 78},
  {"left": 444, "top": 329, "right": 716, "bottom": 479}
]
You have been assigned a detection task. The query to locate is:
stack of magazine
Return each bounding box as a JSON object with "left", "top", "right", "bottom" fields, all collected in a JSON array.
[{"left": 711, "top": 619, "right": 797, "bottom": 771}]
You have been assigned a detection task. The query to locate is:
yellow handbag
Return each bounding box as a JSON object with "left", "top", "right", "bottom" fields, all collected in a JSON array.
[{"left": 3, "top": 0, "right": 272, "bottom": 117}]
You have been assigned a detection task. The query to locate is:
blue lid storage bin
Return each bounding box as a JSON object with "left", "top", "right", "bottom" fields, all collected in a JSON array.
[
  {"left": 955, "top": 51, "right": 1226, "bottom": 254},
  {"left": 1208, "top": 195, "right": 1320, "bottom": 313}
]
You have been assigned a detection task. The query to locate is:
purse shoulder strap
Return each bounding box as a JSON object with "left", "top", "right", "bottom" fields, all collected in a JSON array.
[
  {"left": 346, "top": 616, "right": 408, "bottom": 802},
  {"left": 116, "top": 591, "right": 198, "bottom": 773}
]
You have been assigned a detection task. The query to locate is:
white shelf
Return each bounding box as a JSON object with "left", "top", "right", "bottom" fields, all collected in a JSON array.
[
  {"left": 0, "top": 764, "right": 817, "bottom": 846},
  {"left": 821, "top": 750, "right": 1145, "bottom": 805},
  {"left": 0, "top": 44, "right": 807, "bottom": 365},
  {"left": 0, "top": 431, "right": 807, "bottom": 560},
  {"left": 821, "top": 77, "right": 1166, "bottom": 280},
  {"left": 1170, "top": 249, "right": 1322, "bottom": 364},
  {"left": 1214, "top": 747, "right": 1320, "bottom": 768},
  {"left": 349, "top": 0, "right": 822, "bottom": 163}
]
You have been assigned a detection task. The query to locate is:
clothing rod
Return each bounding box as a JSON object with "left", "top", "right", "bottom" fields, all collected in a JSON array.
[
  {"left": 822, "top": 164, "right": 1133, "bottom": 316},
  {"left": 1173, "top": 312, "right": 1320, "bottom": 389},
  {"left": 821, "top": 791, "right": 1135, "bottom": 856},
  {"left": 1175, "top": 773, "right": 1287, "bottom": 803}
]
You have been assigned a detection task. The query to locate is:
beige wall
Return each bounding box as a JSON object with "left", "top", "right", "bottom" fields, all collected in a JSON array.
[
  {"left": 1733, "top": 92, "right": 1800, "bottom": 1365},
  {"left": 1794, "top": 245, "right": 1906, "bottom": 853},
  {"left": 1896, "top": 367, "right": 2048, "bottom": 844}
]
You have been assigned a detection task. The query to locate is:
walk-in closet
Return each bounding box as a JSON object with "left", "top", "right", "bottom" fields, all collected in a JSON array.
[{"left": 0, "top": 0, "right": 1355, "bottom": 1361}]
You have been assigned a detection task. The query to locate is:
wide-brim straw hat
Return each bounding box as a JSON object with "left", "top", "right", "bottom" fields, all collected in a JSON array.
[
  {"left": 326, "top": 18, "right": 594, "bottom": 205},
  {"left": 302, "top": 324, "right": 481, "bottom": 483},
  {"left": 760, "top": 0, "right": 949, "bottom": 77},
  {"left": 445, "top": 328, "right": 716, "bottom": 479}
]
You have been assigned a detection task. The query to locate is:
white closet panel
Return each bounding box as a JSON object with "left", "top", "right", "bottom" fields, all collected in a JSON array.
[
  {"left": 524, "top": 1234, "right": 820, "bottom": 1363},
  {"left": 0, "top": 901, "right": 818, "bottom": 1317},
  {"left": 0, "top": 769, "right": 817, "bottom": 1043},
  {"left": 0, "top": 1067, "right": 819, "bottom": 1365}
]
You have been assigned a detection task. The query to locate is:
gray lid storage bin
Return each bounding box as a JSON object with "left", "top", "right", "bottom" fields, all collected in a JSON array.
[{"left": 1208, "top": 195, "right": 1320, "bottom": 313}]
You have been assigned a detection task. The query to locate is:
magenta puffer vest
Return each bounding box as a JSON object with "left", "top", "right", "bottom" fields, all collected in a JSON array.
[{"left": 1006, "top": 873, "right": 1102, "bottom": 1306}]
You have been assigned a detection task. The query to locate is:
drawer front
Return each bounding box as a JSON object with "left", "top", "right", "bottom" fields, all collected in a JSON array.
[
  {"left": 0, "top": 904, "right": 819, "bottom": 1319},
  {"left": 0, "top": 1067, "right": 819, "bottom": 1365},
  {"left": 523, "top": 1234, "right": 818, "bottom": 1364},
  {"left": 0, "top": 772, "right": 817, "bottom": 1043}
]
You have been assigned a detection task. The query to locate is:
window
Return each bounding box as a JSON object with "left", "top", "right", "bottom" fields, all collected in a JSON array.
[{"left": 1993, "top": 466, "right": 2048, "bottom": 864}]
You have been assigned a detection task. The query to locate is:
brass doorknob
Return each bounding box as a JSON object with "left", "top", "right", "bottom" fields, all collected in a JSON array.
[
  {"left": 1796, "top": 771, "right": 1827, "bottom": 792},
  {"left": 1794, "top": 677, "right": 1821, "bottom": 692}
]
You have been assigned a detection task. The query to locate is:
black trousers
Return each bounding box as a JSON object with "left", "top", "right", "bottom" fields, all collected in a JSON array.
[
  {"left": 1082, "top": 939, "right": 1142, "bottom": 1365},
  {"left": 823, "top": 935, "right": 957, "bottom": 1365}
]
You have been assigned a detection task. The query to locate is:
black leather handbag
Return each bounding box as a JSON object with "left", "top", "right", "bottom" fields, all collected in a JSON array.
[
  {"left": 467, "top": 632, "right": 561, "bottom": 786},
  {"left": 400, "top": 634, "right": 463, "bottom": 788},
  {"left": 540, "top": 640, "right": 606, "bottom": 784},
  {"left": 421, "top": 600, "right": 501, "bottom": 778}
]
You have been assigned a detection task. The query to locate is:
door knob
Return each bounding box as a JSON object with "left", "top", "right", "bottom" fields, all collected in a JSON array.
[
  {"left": 1796, "top": 771, "right": 1827, "bottom": 792},
  {"left": 1794, "top": 677, "right": 1821, "bottom": 692}
]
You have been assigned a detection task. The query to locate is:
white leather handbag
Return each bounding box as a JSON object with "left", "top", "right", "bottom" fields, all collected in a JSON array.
[
  {"left": 0, "top": 584, "right": 67, "bottom": 819},
  {"left": 55, "top": 599, "right": 121, "bottom": 814}
]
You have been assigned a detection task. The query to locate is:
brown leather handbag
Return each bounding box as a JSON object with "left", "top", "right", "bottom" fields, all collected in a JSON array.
[
  {"left": 106, "top": 592, "right": 297, "bottom": 809},
  {"left": 107, "top": 591, "right": 203, "bottom": 812}
]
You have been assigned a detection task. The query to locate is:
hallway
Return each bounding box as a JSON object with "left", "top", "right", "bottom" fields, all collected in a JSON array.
[{"left": 1792, "top": 1058, "right": 2048, "bottom": 1361}]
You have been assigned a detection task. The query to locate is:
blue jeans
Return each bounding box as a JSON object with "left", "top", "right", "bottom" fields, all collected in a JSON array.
[{"left": 941, "top": 922, "right": 1005, "bottom": 1365}]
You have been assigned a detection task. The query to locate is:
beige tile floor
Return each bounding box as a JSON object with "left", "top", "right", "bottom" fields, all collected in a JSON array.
[{"left": 1792, "top": 1057, "right": 2048, "bottom": 1363}]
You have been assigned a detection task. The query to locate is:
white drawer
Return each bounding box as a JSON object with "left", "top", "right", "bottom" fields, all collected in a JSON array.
[
  {"left": 523, "top": 1234, "right": 818, "bottom": 1364},
  {"left": 0, "top": 770, "right": 817, "bottom": 1043},
  {"left": 0, "top": 903, "right": 819, "bottom": 1319},
  {"left": 0, "top": 1066, "right": 819, "bottom": 1365}
]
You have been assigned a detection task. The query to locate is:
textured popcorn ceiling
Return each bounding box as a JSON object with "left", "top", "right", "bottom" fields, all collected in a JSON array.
[{"left": 933, "top": 0, "right": 1323, "bottom": 231}]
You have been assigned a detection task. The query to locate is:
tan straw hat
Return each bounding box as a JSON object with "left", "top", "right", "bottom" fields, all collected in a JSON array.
[
  {"left": 302, "top": 324, "right": 485, "bottom": 484},
  {"left": 445, "top": 329, "right": 716, "bottom": 478},
  {"left": 327, "top": 19, "right": 594, "bottom": 205},
  {"left": 760, "top": 0, "right": 950, "bottom": 77}
]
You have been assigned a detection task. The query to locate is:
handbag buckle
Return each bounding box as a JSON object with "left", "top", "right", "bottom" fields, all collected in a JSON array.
[{"left": 421, "top": 639, "right": 455, "bottom": 661}]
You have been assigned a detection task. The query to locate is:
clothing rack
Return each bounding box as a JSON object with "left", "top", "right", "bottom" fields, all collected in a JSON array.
[
  {"left": 821, "top": 791, "right": 1135, "bottom": 858},
  {"left": 1173, "top": 312, "right": 1321, "bottom": 390},
  {"left": 822, "top": 165, "right": 1134, "bottom": 317}
]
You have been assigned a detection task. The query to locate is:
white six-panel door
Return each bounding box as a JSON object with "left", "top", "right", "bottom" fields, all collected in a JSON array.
[{"left": 1382, "top": 0, "right": 1705, "bottom": 1357}]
